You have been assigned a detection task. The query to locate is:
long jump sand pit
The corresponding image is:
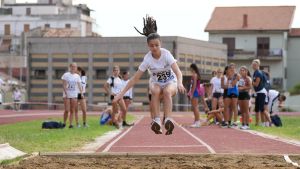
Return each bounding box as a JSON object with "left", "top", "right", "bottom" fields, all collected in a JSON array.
[{"left": 2, "top": 154, "right": 300, "bottom": 169}]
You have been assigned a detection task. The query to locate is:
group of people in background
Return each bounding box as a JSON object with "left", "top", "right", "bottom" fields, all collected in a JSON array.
[
  {"left": 187, "top": 59, "right": 286, "bottom": 130},
  {"left": 62, "top": 63, "right": 134, "bottom": 129},
  {"left": 61, "top": 63, "right": 87, "bottom": 128}
]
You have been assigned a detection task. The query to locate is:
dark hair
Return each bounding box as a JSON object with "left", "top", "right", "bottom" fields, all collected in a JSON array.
[
  {"left": 247, "top": 71, "right": 251, "bottom": 77},
  {"left": 280, "top": 95, "right": 286, "bottom": 101},
  {"left": 77, "top": 67, "right": 86, "bottom": 76},
  {"left": 190, "top": 63, "right": 201, "bottom": 80},
  {"left": 134, "top": 15, "right": 158, "bottom": 38},
  {"left": 122, "top": 71, "right": 128, "bottom": 75},
  {"left": 147, "top": 33, "right": 160, "bottom": 43},
  {"left": 223, "top": 66, "right": 229, "bottom": 75}
]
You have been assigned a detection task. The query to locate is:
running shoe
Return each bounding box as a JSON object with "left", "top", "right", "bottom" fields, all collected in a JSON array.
[
  {"left": 164, "top": 119, "right": 175, "bottom": 135},
  {"left": 68, "top": 125, "right": 73, "bottom": 129},
  {"left": 123, "top": 121, "right": 134, "bottom": 127},
  {"left": 151, "top": 121, "right": 162, "bottom": 134},
  {"left": 190, "top": 122, "right": 201, "bottom": 128},
  {"left": 77, "top": 124, "right": 81, "bottom": 128}
]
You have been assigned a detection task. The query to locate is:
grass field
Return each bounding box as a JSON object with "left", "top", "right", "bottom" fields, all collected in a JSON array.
[
  {"left": 0, "top": 115, "right": 134, "bottom": 153},
  {"left": 251, "top": 116, "right": 300, "bottom": 141}
]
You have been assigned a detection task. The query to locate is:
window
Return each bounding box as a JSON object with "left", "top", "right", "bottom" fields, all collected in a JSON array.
[
  {"left": 33, "top": 70, "right": 46, "bottom": 79},
  {"left": 257, "top": 37, "right": 270, "bottom": 56},
  {"left": 45, "top": 24, "right": 50, "bottom": 28},
  {"left": 260, "top": 66, "right": 270, "bottom": 73},
  {"left": 65, "top": 24, "right": 71, "bottom": 28},
  {"left": 24, "top": 24, "right": 30, "bottom": 32},
  {"left": 222, "top": 37, "right": 235, "bottom": 57},
  {"left": 95, "top": 69, "right": 107, "bottom": 79},
  {"left": 55, "top": 69, "right": 66, "bottom": 79},
  {"left": 4, "top": 24, "right": 10, "bottom": 35},
  {"left": 26, "top": 8, "right": 31, "bottom": 15}
]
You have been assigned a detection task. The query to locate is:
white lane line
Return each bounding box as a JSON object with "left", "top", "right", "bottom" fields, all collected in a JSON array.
[
  {"left": 113, "top": 145, "right": 206, "bottom": 148},
  {"left": 284, "top": 154, "right": 299, "bottom": 167},
  {"left": 102, "top": 116, "right": 144, "bottom": 153},
  {"left": 238, "top": 129, "right": 300, "bottom": 147},
  {"left": 176, "top": 123, "right": 216, "bottom": 154}
]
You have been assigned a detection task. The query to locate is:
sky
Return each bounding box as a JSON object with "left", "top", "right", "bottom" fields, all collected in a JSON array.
[{"left": 13, "top": 0, "right": 300, "bottom": 41}]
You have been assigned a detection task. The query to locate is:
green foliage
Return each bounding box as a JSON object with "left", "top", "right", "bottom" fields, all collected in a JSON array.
[
  {"left": 251, "top": 116, "right": 300, "bottom": 141},
  {"left": 289, "top": 83, "right": 300, "bottom": 96},
  {"left": 0, "top": 115, "right": 134, "bottom": 153}
]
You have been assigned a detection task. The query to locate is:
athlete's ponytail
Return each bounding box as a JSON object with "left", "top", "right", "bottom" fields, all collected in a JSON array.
[{"left": 134, "top": 15, "right": 159, "bottom": 42}]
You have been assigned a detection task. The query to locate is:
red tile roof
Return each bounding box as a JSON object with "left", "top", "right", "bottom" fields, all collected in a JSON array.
[
  {"left": 205, "top": 6, "right": 295, "bottom": 32},
  {"left": 289, "top": 28, "right": 300, "bottom": 37}
]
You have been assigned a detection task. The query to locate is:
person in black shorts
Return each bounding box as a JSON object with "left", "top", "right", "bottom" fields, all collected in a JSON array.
[
  {"left": 252, "top": 59, "right": 271, "bottom": 126},
  {"left": 238, "top": 66, "right": 252, "bottom": 130},
  {"left": 121, "top": 71, "right": 134, "bottom": 127}
]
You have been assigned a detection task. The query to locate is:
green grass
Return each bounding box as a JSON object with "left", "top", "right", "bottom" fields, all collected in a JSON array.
[
  {"left": 251, "top": 116, "right": 300, "bottom": 141},
  {"left": 0, "top": 115, "right": 135, "bottom": 153}
]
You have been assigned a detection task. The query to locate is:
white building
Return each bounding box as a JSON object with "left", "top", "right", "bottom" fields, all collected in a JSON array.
[
  {"left": 0, "top": 0, "right": 95, "bottom": 54},
  {"left": 205, "top": 6, "right": 297, "bottom": 90},
  {"left": 0, "top": 0, "right": 96, "bottom": 81}
]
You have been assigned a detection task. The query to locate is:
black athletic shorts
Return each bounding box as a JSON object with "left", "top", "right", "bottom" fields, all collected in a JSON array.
[
  {"left": 77, "top": 93, "right": 84, "bottom": 100},
  {"left": 223, "top": 89, "right": 229, "bottom": 99},
  {"left": 238, "top": 92, "right": 250, "bottom": 100},
  {"left": 213, "top": 93, "right": 223, "bottom": 99},
  {"left": 227, "top": 93, "right": 238, "bottom": 98},
  {"left": 255, "top": 93, "right": 266, "bottom": 113},
  {"left": 123, "top": 96, "right": 132, "bottom": 100}
]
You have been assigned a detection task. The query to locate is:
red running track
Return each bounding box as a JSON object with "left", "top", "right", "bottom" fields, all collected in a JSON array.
[
  {"left": 2, "top": 110, "right": 300, "bottom": 154},
  {"left": 97, "top": 116, "right": 300, "bottom": 154}
]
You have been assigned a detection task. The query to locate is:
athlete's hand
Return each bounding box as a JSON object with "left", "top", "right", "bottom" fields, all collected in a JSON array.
[
  {"left": 177, "top": 83, "right": 186, "bottom": 94},
  {"left": 112, "top": 94, "right": 122, "bottom": 104}
]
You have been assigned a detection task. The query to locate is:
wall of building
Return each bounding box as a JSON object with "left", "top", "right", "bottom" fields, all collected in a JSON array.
[
  {"left": 209, "top": 31, "right": 287, "bottom": 89},
  {"left": 27, "top": 37, "right": 227, "bottom": 109},
  {"left": 0, "top": 16, "right": 81, "bottom": 36},
  {"left": 209, "top": 32, "right": 286, "bottom": 51},
  {"left": 11, "top": 6, "right": 59, "bottom": 15},
  {"left": 287, "top": 37, "right": 300, "bottom": 90}
]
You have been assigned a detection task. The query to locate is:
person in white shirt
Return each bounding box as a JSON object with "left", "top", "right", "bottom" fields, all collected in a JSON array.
[
  {"left": 210, "top": 68, "right": 224, "bottom": 119},
  {"left": 75, "top": 67, "right": 88, "bottom": 128},
  {"left": 121, "top": 71, "right": 134, "bottom": 127},
  {"left": 268, "top": 89, "right": 286, "bottom": 115},
  {"left": 104, "top": 65, "right": 127, "bottom": 129},
  {"left": 113, "top": 32, "right": 185, "bottom": 135},
  {"left": 62, "top": 63, "right": 83, "bottom": 128},
  {"left": 12, "top": 87, "right": 22, "bottom": 111}
]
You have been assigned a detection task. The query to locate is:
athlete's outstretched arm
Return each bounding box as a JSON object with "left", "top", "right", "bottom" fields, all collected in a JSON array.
[
  {"left": 171, "top": 62, "right": 186, "bottom": 94},
  {"left": 113, "top": 70, "right": 144, "bottom": 103}
]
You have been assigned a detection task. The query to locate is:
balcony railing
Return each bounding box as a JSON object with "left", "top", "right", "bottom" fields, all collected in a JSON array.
[{"left": 228, "top": 48, "right": 283, "bottom": 60}]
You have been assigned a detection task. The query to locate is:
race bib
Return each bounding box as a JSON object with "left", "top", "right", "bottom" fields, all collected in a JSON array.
[
  {"left": 154, "top": 70, "right": 174, "bottom": 83},
  {"left": 67, "top": 81, "right": 76, "bottom": 91}
]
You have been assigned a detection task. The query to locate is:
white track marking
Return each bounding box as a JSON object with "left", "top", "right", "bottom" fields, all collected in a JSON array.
[
  {"left": 238, "top": 129, "right": 300, "bottom": 147},
  {"left": 176, "top": 122, "right": 216, "bottom": 154},
  {"left": 113, "top": 145, "right": 205, "bottom": 148},
  {"left": 284, "top": 154, "right": 299, "bottom": 167},
  {"left": 102, "top": 116, "right": 144, "bottom": 153}
]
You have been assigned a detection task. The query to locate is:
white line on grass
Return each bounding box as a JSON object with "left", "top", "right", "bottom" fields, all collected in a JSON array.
[
  {"left": 102, "top": 116, "right": 144, "bottom": 153},
  {"left": 176, "top": 123, "right": 216, "bottom": 154}
]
